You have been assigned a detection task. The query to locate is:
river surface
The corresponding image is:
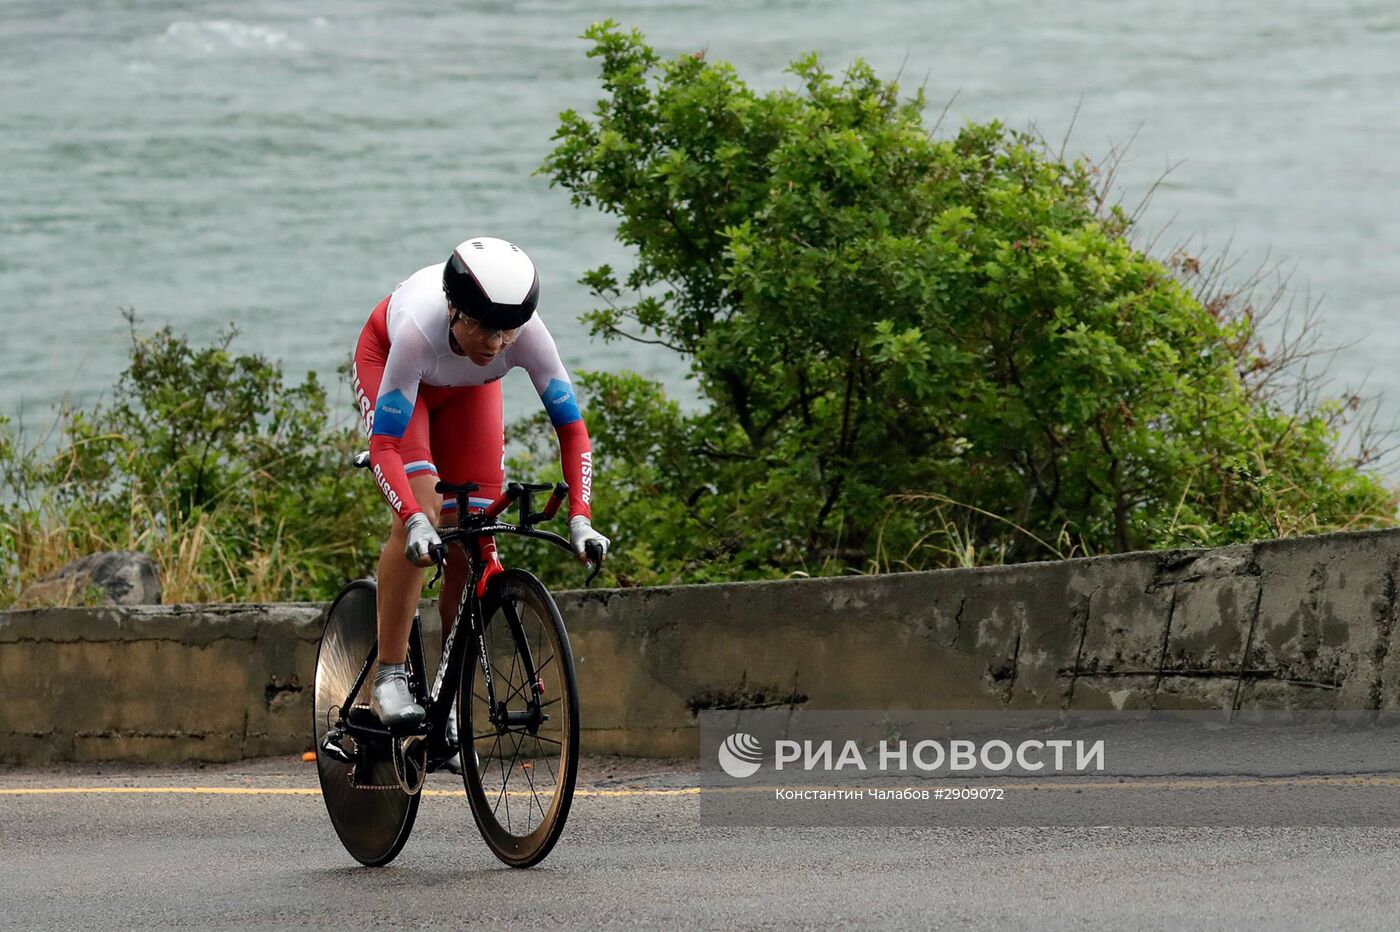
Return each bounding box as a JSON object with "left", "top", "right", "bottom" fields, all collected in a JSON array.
[{"left": 3, "top": 0, "right": 1397, "bottom": 458}]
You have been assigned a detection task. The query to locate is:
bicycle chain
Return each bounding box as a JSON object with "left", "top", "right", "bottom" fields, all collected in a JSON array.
[{"left": 346, "top": 770, "right": 403, "bottom": 792}]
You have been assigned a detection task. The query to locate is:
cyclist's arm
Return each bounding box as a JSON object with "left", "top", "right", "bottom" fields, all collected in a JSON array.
[
  {"left": 517, "top": 318, "right": 594, "bottom": 521},
  {"left": 367, "top": 323, "right": 431, "bottom": 521}
]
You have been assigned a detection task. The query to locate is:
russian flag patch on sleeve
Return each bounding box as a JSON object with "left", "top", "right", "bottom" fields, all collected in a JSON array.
[
  {"left": 372, "top": 388, "right": 413, "bottom": 438},
  {"left": 541, "top": 378, "right": 582, "bottom": 427}
]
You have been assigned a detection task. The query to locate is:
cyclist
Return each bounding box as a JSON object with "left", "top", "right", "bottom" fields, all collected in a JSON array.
[{"left": 351, "top": 236, "right": 609, "bottom": 732}]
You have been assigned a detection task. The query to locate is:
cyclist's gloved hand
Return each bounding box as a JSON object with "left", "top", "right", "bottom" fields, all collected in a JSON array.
[
  {"left": 403, "top": 512, "right": 442, "bottom": 567},
  {"left": 569, "top": 515, "right": 610, "bottom": 565}
]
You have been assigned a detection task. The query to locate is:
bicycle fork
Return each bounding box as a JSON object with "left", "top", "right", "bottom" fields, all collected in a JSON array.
[
  {"left": 455, "top": 539, "right": 547, "bottom": 736},
  {"left": 491, "top": 598, "right": 547, "bottom": 735}
]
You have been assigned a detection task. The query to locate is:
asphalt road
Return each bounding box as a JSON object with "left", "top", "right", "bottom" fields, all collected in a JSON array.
[{"left": 4, "top": 756, "right": 1400, "bottom": 930}]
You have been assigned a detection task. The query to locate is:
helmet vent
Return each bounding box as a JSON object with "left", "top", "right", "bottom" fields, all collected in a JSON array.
[{"left": 471, "top": 241, "right": 485, "bottom": 249}]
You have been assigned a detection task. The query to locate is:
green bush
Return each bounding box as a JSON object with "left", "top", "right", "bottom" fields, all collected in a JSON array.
[
  {"left": 540, "top": 22, "right": 1395, "bottom": 582},
  {"left": 0, "top": 312, "right": 381, "bottom": 605}
]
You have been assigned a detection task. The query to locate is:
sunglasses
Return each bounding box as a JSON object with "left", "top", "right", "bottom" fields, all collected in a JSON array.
[{"left": 449, "top": 308, "right": 519, "bottom": 346}]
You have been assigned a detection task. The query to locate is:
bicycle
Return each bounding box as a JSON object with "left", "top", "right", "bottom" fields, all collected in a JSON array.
[{"left": 313, "top": 452, "right": 604, "bottom": 868}]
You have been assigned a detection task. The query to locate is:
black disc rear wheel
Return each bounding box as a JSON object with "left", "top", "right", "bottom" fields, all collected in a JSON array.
[
  {"left": 460, "top": 569, "right": 579, "bottom": 868},
  {"left": 314, "top": 579, "right": 421, "bottom": 866}
]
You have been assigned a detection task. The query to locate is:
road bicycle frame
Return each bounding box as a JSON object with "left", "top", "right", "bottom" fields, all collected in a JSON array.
[{"left": 320, "top": 479, "right": 592, "bottom": 775}]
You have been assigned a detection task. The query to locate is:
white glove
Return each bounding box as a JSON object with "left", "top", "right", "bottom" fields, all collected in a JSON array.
[
  {"left": 403, "top": 512, "right": 442, "bottom": 566},
  {"left": 569, "top": 515, "right": 610, "bottom": 565}
]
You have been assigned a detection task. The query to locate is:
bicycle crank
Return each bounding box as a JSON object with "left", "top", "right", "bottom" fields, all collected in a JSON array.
[{"left": 392, "top": 734, "right": 428, "bottom": 795}]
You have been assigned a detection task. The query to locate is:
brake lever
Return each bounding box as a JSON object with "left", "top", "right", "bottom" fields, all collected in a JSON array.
[
  {"left": 584, "top": 541, "right": 605, "bottom": 588},
  {"left": 426, "top": 543, "right": 447, "bottom": 590}
]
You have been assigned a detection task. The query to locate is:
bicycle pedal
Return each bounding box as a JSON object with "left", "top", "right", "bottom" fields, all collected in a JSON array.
[{"left": 433, "top": 741, "right": 476, "bottom": 776}]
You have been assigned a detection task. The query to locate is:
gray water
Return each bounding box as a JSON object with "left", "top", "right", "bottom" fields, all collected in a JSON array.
[{"left": 3, "top": 0, "right": 1398, "bottom": 452}]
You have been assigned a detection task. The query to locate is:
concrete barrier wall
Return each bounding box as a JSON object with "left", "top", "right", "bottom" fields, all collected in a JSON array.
[{"left": 4, "top": 529, "right": 1400, "bottom": 763}]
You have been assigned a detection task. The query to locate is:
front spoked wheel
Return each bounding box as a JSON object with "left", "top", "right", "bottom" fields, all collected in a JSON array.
[
  {"left": 314, "top": 579, "right": 421, "bottom": 866},
  {"left": 460, "top": 568, "right": 579, "bottom": 868}
]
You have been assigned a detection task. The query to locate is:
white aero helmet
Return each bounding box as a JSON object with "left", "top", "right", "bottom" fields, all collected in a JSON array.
[{"left": 442, "top": 236, "right": 540, "bottom": 330}]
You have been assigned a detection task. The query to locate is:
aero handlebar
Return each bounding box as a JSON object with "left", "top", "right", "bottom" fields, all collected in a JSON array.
[{"left": 352, "top": 452, "right": 606, "bottom": 586}]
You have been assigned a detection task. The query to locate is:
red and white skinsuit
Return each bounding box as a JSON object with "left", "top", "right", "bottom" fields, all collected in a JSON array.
[{"left": 351, "top": 261, "right": 594, "bottom": 525}]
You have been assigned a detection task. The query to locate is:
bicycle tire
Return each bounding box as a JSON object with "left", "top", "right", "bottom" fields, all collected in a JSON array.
[
  {"left": 459, "top": 568, "right": 580, "bottom": 868},
  {"left": 313, "top": 578, "right": 421, "bottom": 866}
]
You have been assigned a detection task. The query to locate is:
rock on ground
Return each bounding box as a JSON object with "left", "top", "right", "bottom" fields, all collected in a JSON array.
[{"left": 21, "top": 551, "right": 161, "bottom": 606}]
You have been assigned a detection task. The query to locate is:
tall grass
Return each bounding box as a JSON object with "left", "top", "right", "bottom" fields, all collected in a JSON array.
[{"left": 0, "top": 316, "right": 383, "bottom": 608}]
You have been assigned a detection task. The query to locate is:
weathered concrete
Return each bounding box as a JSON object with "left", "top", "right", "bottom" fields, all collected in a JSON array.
[
  {"left": 5, "top": 529, "right": 1400, "bottom": 763},
  {"left": 0, "top": 603, "right": 323, "bottom": 763}
]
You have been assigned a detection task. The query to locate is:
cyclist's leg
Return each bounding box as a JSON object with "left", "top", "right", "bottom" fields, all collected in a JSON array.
[
  {"left": 374, "top": 469, "right": 441, "bottom": 664},
  {"left": 427, "top": 382, "right": 503, "bottom": 768},
  {"left": 426, "top": 380, "right": 505, "bottom": 643}
]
